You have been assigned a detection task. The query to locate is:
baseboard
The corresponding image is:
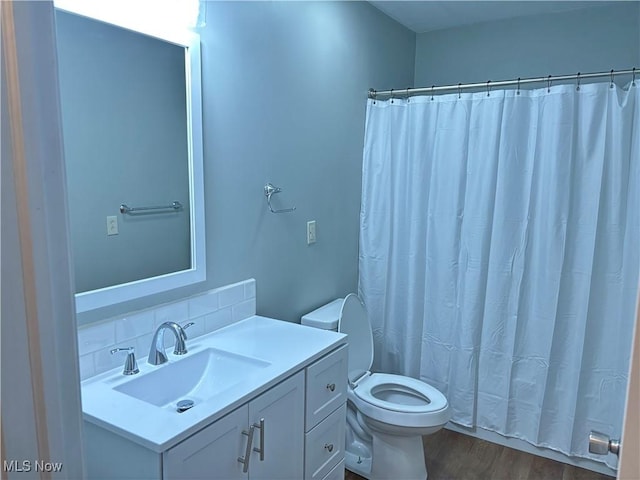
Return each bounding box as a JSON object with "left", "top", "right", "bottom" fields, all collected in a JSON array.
[{"left": 445, "top": 423, "right": 617, "bottom": 478}]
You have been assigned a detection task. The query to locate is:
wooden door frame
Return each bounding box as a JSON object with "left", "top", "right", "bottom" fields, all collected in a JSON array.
[
  {"left": 617, "top": 288, "right": 640, "bottom": 479},
  {"left": 1, "top": 1, "right": 84, "bottom": 477}
]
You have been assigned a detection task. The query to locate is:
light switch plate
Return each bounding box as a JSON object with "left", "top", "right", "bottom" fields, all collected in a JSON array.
[{"left": 307, "top": 220, "right": 316, "bottom": 245}]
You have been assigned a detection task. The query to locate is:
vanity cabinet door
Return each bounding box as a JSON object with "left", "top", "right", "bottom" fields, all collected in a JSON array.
[
  {"left": 163, "top": 405, "right": 248, "bottom": 480},
  {"left": 249, "top": 371, "right": 305, "bottom": 480}
]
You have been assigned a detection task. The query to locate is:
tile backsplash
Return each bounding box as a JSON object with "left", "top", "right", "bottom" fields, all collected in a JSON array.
[{"left": 77, "top": 279, "right": 256, "bottom": 380}]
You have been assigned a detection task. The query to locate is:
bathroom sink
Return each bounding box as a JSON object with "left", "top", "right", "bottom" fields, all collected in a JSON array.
[
  {"left": 81, "top": 316, "right": 348, "bottom": 453},
  {"left": 113, "top": 348, "right": 271, "bottom": 409}
]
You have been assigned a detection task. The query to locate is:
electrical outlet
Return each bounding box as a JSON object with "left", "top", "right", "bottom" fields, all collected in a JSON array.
[
  {"left": 307, "top": 220, "right": 316, "bottom": 245},
  {"left": 107, "top": 216, "right": 119, "bottom": 236}
]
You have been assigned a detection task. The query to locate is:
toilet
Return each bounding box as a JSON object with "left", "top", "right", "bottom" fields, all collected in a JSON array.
[{"left": 302, "top": 294, "right": 450, "bottom": 480}]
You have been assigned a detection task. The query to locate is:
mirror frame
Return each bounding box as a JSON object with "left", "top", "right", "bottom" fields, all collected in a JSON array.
[{"left": 55, "top": 2, "right": 206, "bottom": 313}]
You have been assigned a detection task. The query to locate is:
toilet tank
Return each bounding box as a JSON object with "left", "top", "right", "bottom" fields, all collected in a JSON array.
[{"left": 301, "top": 298, "right": 344, "bottom": 331}]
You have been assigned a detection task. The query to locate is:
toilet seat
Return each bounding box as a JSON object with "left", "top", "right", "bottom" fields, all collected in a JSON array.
[
  {"left": 355, "top": 373, "right": 448, "bottom": 413},
  {"left": 338, "top": 294, "right": 450, "bottom": 429},
  {"left": 350, "top": 373, "right": 450, "bottom": 429}
]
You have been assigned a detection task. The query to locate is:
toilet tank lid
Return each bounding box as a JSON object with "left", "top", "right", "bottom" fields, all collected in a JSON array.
[{"left": 300, "top": 298, "right": 344, "bottom": 330}]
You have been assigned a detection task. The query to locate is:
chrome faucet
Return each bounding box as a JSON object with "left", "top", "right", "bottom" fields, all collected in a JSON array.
[{"left": 148, "top": 321, "right": 194, "bottom": 365}]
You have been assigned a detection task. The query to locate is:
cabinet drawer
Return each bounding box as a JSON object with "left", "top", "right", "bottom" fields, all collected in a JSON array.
[
  {"left": 323, "top": 459, "right": 345, "bottom": 480},
  {"left": 304, "top": 403, "right": 346, "bottom": 480},
  {"left": 305, "top": 345, "right": 347, "bottom": 430}
]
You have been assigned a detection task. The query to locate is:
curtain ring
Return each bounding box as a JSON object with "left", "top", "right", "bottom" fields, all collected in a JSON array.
[
  {"left": 610, "top": 69, "right": 615, "bottom": 89},
  {"left": 547, "top": 75, "right": 552, "bottom": 93},
  {"left": 516, "top": 77, "right": 521, "bottom": 96},
  {"left": 576, "top": 72, "right": 581, "bottom": 91},
  {"left": 633, "top": 67, "right": 637, "bottom": 87},
  {"left": 458, "top": 83, "right": 462, "bottom": 99},
  {"left": 431, "top": 85, "right": 434, "bottom": 101},
  {"left": 486, "top": 80, "right": 491, "bottom": 97},
  {"left": 406, "top": 87, "right": 410, "bottom": 102},
  {"left": 373, "top": 89, "right": 377, "bottom": 104},
  {"left": 390, "top": 88, "right": 394, "bottom": 103}
]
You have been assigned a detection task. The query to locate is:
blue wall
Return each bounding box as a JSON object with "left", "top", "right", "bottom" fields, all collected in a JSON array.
[
  {"left": 200, "top": 1, "right": 415, "bottom": 322},
  {"left": 76, "top": 1, "right": 416, "bottom": 324},
  {"left": 414, "top": 3, "right": 640, "bottom": 88}
]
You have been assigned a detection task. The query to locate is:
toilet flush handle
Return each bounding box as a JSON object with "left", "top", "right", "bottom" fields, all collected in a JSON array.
[{"left": 326, "top": 383, "right": 336, "bottom": 392}]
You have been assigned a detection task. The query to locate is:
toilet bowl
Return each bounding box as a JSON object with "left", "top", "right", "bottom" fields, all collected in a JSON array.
[{"left": 302, "top": 294, "right": 450, "bottom": 480}]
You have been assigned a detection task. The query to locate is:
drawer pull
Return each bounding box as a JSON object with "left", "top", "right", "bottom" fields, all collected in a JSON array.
[
  {"left": 252, "top": 418, "right": 265, "bottom": 461},
  {"left": 324, "top": 443, "right": 334, "bottom": 453},
  {"left": 238, "top": 425, "right": 256, "bottom": 473},
  {"left": 326, "top": 383, "right": 336, "bottom": 392}
]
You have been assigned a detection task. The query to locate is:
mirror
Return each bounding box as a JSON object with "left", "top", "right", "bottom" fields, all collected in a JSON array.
[{"left": 55, "top": 7, "right": 205, "bottom": 313}]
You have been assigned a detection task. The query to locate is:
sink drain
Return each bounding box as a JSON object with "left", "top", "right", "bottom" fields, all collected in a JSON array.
[{"left": 176, "top": 399, "right": 195, "bottom": 413}]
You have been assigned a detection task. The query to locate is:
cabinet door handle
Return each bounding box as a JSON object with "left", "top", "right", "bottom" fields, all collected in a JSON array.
[
  {"left": 238, "top": 424, "right": 256, "bottom": 473},
  {"left": 252, "top": 418, "right": 265, "bottom": 461},
  {"left": 324, "top": 443, "right": 334, "bottom": 453},
  {"left": 326, "top": 383, "right": 336, "bottom": 392}
]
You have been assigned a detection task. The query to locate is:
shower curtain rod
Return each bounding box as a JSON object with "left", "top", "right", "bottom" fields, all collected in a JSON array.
[{"left": 368, "top": 67, "right": 637, "bottom": 99}]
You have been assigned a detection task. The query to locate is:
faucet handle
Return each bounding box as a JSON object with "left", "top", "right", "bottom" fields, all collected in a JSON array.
[
  {"left": 110, "top": 347, "right": 139, "bottom": 375},
  {"left": 181, "top": 322, "right": 195, "bottom": 339},
  {"left": 173, "top": 322, "right": 195, "bottom": 355}
]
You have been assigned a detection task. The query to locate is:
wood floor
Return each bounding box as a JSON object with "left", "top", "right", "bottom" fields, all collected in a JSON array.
[{"left": 344, "top": 429, "right": 613, "bottom": 480}]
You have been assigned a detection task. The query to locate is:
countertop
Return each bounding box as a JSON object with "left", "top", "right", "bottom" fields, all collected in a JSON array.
[{"left": 81, "top": 316, "right": 347, "bottom": 452}]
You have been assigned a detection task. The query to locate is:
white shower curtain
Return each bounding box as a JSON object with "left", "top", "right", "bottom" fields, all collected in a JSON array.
[{"left": 359, "top": 82, "right": 639, "bottom": 467}]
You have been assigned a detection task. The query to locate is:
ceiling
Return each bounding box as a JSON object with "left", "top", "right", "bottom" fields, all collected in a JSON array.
[{"left": 369, "top": 1, "right": 616, "bottom": 33}]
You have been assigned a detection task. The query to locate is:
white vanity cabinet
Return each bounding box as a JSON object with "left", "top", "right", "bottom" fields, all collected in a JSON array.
[
  {"left": 163, "top": 348, "right": 349, "bottom": 480},
  {"left": 82, "top": 317, "right": 348, "bottom": 480},
  {"left": 83, "top": 345, "right": 347, "bottom": 480},
  {"left": 164, "top": 371, "right": 304, "bottom": 480}
]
